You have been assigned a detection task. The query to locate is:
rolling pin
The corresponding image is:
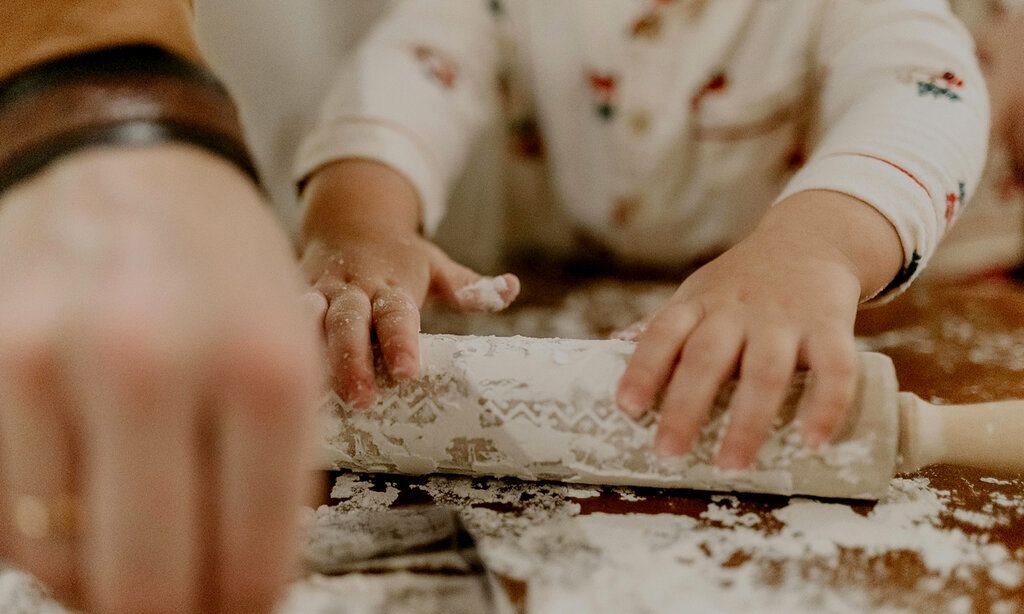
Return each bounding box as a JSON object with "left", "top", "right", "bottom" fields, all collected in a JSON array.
[{"left": 320, "top": 334, "right": 1024, "bottom": 500}]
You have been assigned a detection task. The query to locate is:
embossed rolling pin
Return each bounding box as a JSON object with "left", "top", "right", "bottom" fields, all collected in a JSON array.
[{"left": 320, "top": 334, "right": 1024, "bottom": 500}]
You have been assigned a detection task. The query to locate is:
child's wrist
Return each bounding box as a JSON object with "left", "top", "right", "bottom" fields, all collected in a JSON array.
[
  {"left": 300, "top": 159, "right": 423, "bottom": 244},
  {"left": 762, "top": 190, "right": 903, "bottom": 301}
]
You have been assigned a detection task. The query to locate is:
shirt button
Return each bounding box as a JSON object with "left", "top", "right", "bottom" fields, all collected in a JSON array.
[{"left": 629, "top": 110, "right": 652, "bottom": 135}]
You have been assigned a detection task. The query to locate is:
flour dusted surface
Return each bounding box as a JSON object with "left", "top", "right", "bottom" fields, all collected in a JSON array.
[{"left": 285, "top": 471, "right": 1024, "bottom": 614}]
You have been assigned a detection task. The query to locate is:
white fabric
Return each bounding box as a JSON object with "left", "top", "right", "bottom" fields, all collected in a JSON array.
[
  {"left": 194, "top": 2, "right": 391, "bottom": 233},
  {"left": 295, "top": 0, "right": 989, "bottom": 297}
]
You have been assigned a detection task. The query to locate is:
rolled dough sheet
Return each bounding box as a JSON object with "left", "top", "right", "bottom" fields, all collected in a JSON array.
[{"left": 320, "top": 334, "right": 898, "bottom": 499}]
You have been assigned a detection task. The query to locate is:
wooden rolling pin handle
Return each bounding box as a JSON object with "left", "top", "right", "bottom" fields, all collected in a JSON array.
[{"left": 897, "top": 392, "right": 1024, "bottom": 475}]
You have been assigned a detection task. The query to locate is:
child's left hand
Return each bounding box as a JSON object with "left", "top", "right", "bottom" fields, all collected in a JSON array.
[{"left": 616, "top": 190, "right": 901, "bottom": 469}]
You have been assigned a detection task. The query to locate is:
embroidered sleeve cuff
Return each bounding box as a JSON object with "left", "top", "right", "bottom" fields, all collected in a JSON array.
[
  {"left": 293, "top": 118, "right": 446, "bottom": 235},
  {"left": 775, "top": 152, "right": 940, "bottom": 305}
]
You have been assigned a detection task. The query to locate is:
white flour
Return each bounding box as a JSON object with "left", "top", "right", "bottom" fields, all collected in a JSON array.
[
  {"left": 2, "top": 472, "right": 1021, "bottom": 613},
  {"left": 294, "top": 473, "right": 1024, "bottom": 614},
  {"left": 423, "top": 282, "right": 674, "bottom": 339},
  {"left": 857, "top": 315, "right": 1024, "bottom": 373},
  {"left": 513, "top": 478, "right": 1023, "bottom": 613},
  {"left": 277, "top": 572, "right": 493, "bottom": 614},
  {"left": 455, "top": 277, "right": 511, "bottom": 312},
  {"left": 0, "top": 569, "right": 66, "bottom": 614}
]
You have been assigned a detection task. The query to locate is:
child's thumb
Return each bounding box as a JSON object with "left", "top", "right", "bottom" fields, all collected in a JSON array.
[{"left": 431, "top": 254, "right": 520, "bottom": 313}]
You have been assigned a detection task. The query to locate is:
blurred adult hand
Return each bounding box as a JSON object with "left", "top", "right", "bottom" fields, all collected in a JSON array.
[
  {"left": 0, "top": 144, "right": 323, "bottom": 613},
  {"left": 977, "top": 7, "right": 1024, "bottom": 174}
]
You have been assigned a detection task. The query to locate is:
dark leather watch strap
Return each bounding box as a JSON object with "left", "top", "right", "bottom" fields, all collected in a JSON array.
[{"left": 0, "top": 44, "right": 260, "bottom": 194}]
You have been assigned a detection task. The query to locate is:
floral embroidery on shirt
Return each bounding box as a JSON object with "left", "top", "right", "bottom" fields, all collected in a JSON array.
[
  {"left": 912, "top": 70, "right": 964, "bottom": 101},
  {"left": 487, "top": 0, "right": 504, "bottom": 17},
  {"left": 691, "top": 70, "right": 729, "bottom": 110},
  {"left": 413, "top": 45, "right": 458, "bottom": 89},
  {"left": 588, "top": 72, "right": 619, "bottom": 120},
  {"left": 945, "top": 180, "right": 967, "bottom": 225},
  {"left": 631, "top": 12, "right": 663, "bottom": 38}
]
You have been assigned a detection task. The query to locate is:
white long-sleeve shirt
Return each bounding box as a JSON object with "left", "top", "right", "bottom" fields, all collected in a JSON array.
[{"left": 295, "top": 0, "right": 989, "bottom": 299}]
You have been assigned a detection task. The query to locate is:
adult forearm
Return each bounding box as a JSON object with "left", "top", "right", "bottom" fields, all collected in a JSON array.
[
  {"left": 0, "top": 1, "right": 201, "bottom": 78},
  {"left": 0, "top": 4, "right": 258, "bottom": 197}
]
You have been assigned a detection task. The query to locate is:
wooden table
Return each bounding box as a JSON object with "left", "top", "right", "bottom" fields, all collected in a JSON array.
[{"left": 304, "top": 278, "right": 1024, "bottom": 614}]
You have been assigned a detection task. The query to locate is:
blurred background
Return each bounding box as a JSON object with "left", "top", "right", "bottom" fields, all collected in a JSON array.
[{"left": 194, "top": 0, "right": 1024, "bottom": 282}]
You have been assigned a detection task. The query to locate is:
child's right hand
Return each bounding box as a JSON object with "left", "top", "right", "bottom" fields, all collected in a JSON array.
[{"left": 300, "top": 160, "right": 520, "bottom": 409}]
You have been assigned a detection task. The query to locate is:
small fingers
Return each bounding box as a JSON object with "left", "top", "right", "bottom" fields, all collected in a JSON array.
[
  {"left": 372, "top": 288, "right": 421, "bottom": 380},
  {"left": 715, "top": 331, "right": 800, "bottom": 469},
  {"left": 324, "top": 286, "right": 375, "bottom": 409},
  {"left": 654, "top": 316, "right": 744, "bottom": 457},
  {"left": 617, "top": 301, "right": 704, "bottom": 418},
  {"left": 799, "top": 330, "right": 860, "bottom": 448}
]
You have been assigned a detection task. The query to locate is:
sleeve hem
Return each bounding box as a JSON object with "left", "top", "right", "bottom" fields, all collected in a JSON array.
[
  {"left": 774, "top": 152, "right": 939, "bottom": 305},
  {"left": 293, "top": 118, "right": 447, "bottom": 235}
]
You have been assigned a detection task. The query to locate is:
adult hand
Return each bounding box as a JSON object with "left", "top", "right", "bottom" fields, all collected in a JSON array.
[
  {"left": 0, "top": 144, "right": 323, "bottom": 613},
  {"left": 977, "top": 7, "right": 1024, "bottom": 173}
]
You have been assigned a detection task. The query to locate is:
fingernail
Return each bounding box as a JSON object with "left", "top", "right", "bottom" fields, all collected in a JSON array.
[
  {"left": 345, "top": 379, "right": 374, "bottom": 411},
  {"left": 803, "top": 429, "right": 828, "bottom": 450},
  {"left": 654, "top": 429, "right": 688, "bottom": 457},
  {"left": 716, "top": 448, "right": 751, "bottom": 470},
  {"left": 390, "top": 352, "right": 419, "bottom": 379},
  {"left": 617, "top": 387, "right": 647, "bottom": 418}
]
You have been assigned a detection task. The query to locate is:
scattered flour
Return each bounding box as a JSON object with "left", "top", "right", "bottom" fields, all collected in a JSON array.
[
  {"left": 331, "top": 473, "right": 400, "bottom": 510},
  {"left": 989, "top": 490, "right": 1024, "bottom": 515},
  {"left": 423, "top": 282, "right": 674, "bottom": 340},
  {"left": 512, "top": 477, "right": 1023, "bottom": 613},
  {"left": 614, "top": 487, "right": 646, "bottom": 502},
  {"left": 701, "top": 499, "right": 761, "bottom": 528},
  {"left": 982, "top": 477, "right": 1017, "bottom": 486},
  {"left": 5, "top": 473, "right": 1020, "bottom": 613},
  {"left": 857, "top": 316, "right": 1024, "bottom": 372},
  {"left": 993, "top": 600, "right": 1021, "bottom": 614},
  {"left": 0, "top": 569, "right": 67, "bottom": 614},
  {"left": 952, "top": 508, "right": 1003, "bottom": 529},
  {"left": 277, "top": 572, "right": 494, "bottom": 614},
  {"left": 857, "top": 326, "right": 936, "bottom": 355},
  {"left": 300, "top": 474, "right": 1024, "bottom": 613},
  {"left": 989, "top": 560, "right": 1024, "bottom": 588},
  {"left": 565, "top": 487, "right": 602, "bottom": 499}
]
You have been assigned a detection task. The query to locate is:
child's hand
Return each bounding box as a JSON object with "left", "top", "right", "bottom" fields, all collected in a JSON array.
[
  {"left": 616, "top": 191, "right": 902, "bottom": 469},
  {"left": 301, "top": 160, "right": 519, "bottom": 409}
]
